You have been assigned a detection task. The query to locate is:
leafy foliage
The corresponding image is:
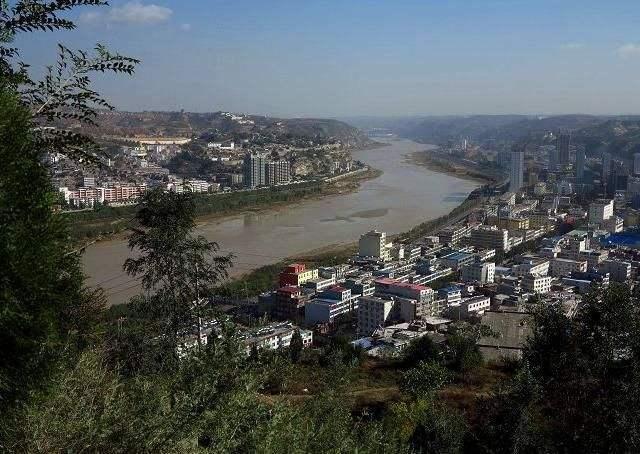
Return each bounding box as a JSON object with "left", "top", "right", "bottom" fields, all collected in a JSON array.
[
  {"left": 120, "top": 189, "right": 232, "bottom": 371},
  {"left": 0, "top": 1, "right": 139, "bottom": 162},
  {"left": 0, "top": 88, "right": 103, "bottom": 411},
  {"left": 400, "top": 361, "right": 451, "bottom": 397}
]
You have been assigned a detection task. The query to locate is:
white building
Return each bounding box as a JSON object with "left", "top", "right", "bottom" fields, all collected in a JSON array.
[
  {"left": 359, "top": 230, "right": 391, "bottom": 261},
  {"left": 305, "top": 285, "right": 359, "bottom": 325},
  {"left": 602, "top": 216, "right": 624, "bottom": 233},
  {"left": 510, "top": 149, "right": 524, "bottom": 192},
  {"left": 461, "top": 261, "right": 496, "bottom": 284},
  {"left": 512, "top": 259, "right": 549, "bottom": 277},
  {"left": 588, "top": 199, "right": 614, "bottom": 224},
  {"left": 521, "top": 274, "right": 553, "bottom": 294},
  {"left": 357, "top": 296, "right": 396, "bottom": 336},
  {"left": 460, "top": 296, "right": 491, "bottom": 319},
  {"left": 242, "top": 322, "right": 313, "bottom": 354}
]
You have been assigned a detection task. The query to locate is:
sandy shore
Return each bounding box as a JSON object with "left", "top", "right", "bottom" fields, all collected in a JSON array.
[{"left": 406, "top": 150, "right": 495, "bottom": 184}]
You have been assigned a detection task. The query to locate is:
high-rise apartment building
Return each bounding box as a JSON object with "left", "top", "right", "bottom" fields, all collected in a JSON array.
[
  {"left": 510, "top": 147, "right": 524, "bottom": 192},
  {"left": 265, "top": 160, "right": 291, "bottom": 186},
  {"left": 557, "top": 132, "right": 571, "bottom": 165},
  {"left": 602, "top": 152, "right": 612, "bottom": 184},
  {"left": 575, "top": 148, "right": 585, "bottom": 183},
  {"left": 244, "top": 153, "right": 291, "bottom": 188},
  {"left": 244, "top": 152, "right": 268, "bottom": 188}
]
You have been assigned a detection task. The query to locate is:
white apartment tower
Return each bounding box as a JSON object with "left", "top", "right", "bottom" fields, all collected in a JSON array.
[{"left": 510, "top": 147, "right": 524, "bottom": 192}]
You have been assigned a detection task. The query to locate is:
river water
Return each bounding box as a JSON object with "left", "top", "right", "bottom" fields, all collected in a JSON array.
[{"left": 82, "top": 138, "right": 480, "bottom": 305}]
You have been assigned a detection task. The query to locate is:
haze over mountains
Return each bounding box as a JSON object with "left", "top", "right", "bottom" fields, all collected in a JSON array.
[{"left": 343, "top": 114, "right": 640, "bottom": 159}]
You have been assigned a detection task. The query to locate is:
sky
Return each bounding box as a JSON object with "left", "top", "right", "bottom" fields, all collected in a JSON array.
[{"left": 13, "top": 0, "right": 640, "bottom": 117}]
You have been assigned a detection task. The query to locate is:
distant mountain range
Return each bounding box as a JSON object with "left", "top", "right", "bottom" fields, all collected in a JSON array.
[{"left": 342, "top": 114, "right": 640, "bottom": 159}]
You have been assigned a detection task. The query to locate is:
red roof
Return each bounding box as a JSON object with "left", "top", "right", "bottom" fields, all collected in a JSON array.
[
  {"left": 277, "top": 285, "right": 301, "bottom": 294},
  {"left": 375, "top": 278, "right": 429, "bottom": 292},
  {"left": 374, "top": 277, "right": 397, "bottom": 285}
]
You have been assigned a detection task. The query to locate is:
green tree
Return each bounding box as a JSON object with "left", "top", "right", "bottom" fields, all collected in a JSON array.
[
  {"left": 386, "top": 399, "right": 467, "bottom": 454},
  {"left": 122, "top": 189, "right": 232, "bottom": 371},
  {"left": 1, "top": 0, "right": 138, "bottom": 437},
  {"left": 402, "top": 334, "right": 442, "bottom": 367},
  {"left": 0, "top": 88, "right": 101, "bottom": 408},
  {"left": 289, "top": 329, "right": 304, "bottom": 364},
  {"left": 400, "top": 361, "right": 451, "bottom": 398},
  {"left": 472, "top": 285, "right": 640, "bottom": 453}
]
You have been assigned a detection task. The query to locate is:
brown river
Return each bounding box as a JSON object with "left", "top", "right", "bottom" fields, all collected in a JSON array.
[{"left": 82, "top": 138, "right": 480, "bottom": 305}]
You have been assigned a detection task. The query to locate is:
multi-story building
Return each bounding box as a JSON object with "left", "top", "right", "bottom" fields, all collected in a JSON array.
[
  {"left": 265, "top": 160, "right": 291, "bottom": 186},
  {"left": 359, "top": 230, "right": 391, "bottom": 261},
  {"left": 305, "top": 285, "right": 359, "bottom": 325},
  {"left": 599, "top": 259, "right": 631, "bottom": 282},
  {"left": 279, "top": 263, "right": 318, "bottom": 287},
  {"left": 512, "top": 259, "right": 549, "bottom": 277},
  {"left": 357, "top": 296, "right": 395, "bottom": 336},
  {"left": 602, "top": 216, "right": 624, "bottom": 233},
  {"left": 272, "top": 286, "right": 308, "bottom": 321},
  {"left": 243, "top": 152, "right": 269, "bottom": 188},
  {"left": 438, "top": 285, "right": 462, "bottom": 306},
  {"left": 461, "top": 261, "right": 496, "bottom": 284},
  {"left": 576, "top": 148, "right": 586, "bottom": 183},
  {"left": 549, "top": 258, "right": 588, "bottom": 277},
  {"left": 578, "top": 249, "right": 609, "bottom": 270},
  {"left": 459, "top": 296, "right": 491, "bottom": 319},
  {"left": 602, "top": 152, "right": 612, "bottom": 184},
  {"left": 521, "top": 274, "right": 552, "bottom": 294},
  {"left": 635, "top": 153, "right": 640, "bottom": 176},
  {"left": 60, "top": 184, "right": 147, "bottom": 207},
  {"left": 487, "top": 216, "right": 529, "bottom": 231},
  {"left": 343, "top": 278, "right": 375, "bottom": 297},
  {"left": 439, "top": 251, "right": 475, "bottom": 271},
  {"left": 374, "top": 278, "right": 435, "bottom": 318},
  {"left": 470, "top": 226, "right": 510, "bottom": 252},
  {"left": 588, "top": 199, "right": 614, "bottom": 224},
  {"left": 557, "top": 132, "right": 571, "bottom": 165},
  {"left": 170, "top": 179, "right": 210, "bottom": 193},
  {"left": 242, "top": 322, "right": 313, "bottom": 354},
  {"left": 510, "top": 147, "right": 524, "bottom": 192},
  {"left": 303, "top": 276, "right": 337, "bottom": 293},
  {"left": 438, "top": 224, "right": 472, "bottom": 245}
]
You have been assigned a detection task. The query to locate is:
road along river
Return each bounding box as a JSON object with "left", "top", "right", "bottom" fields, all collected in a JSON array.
[{"left": 82, "top": 138, "right": 480, "bottom": 305}]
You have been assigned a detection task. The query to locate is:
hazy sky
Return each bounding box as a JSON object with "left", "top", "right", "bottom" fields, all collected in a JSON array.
[{"left": 14, "top": 0, "right": 640, "bottom": 117}]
